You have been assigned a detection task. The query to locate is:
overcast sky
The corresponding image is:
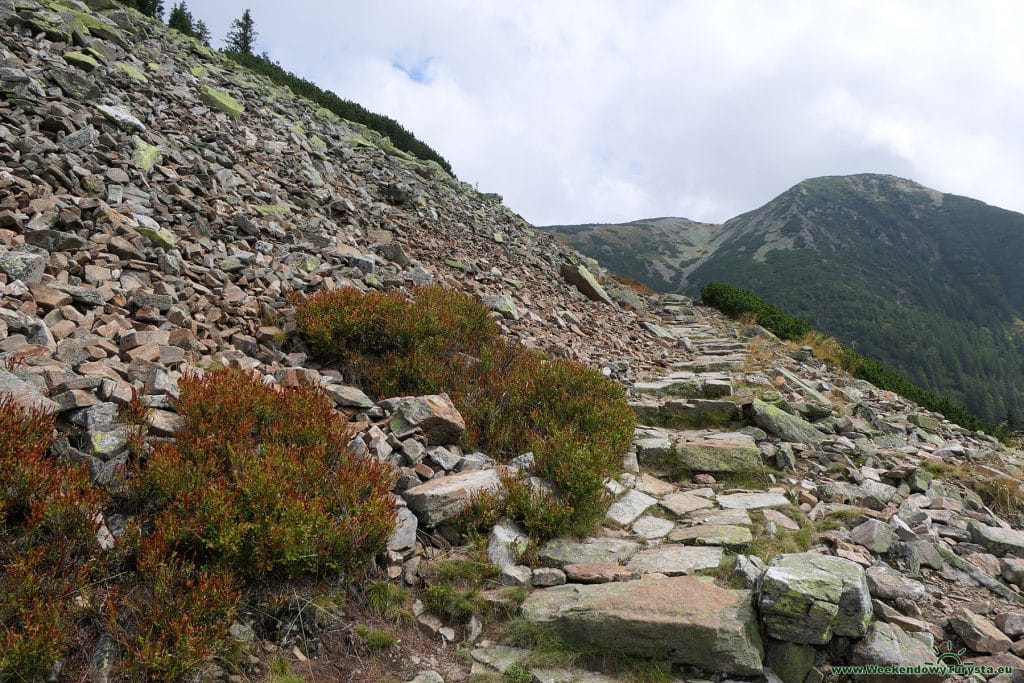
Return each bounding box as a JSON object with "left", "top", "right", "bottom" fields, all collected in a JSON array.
[{"left": 191, "top": 1, "right": 1024, "bottom": 226}]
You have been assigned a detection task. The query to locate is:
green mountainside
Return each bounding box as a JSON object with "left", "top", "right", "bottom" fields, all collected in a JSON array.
[{"left": 545, "top": 174, "right": 1024, "bottom": 424}]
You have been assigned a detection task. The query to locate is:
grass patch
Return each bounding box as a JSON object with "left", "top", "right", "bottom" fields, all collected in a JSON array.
[
  {"left": 296, "top": 286, "right": 636, "bottom": 539},
  {"left": 269, "top": 657, "right": 305, "bottom": 683},
  {"left": 421, "top": 554, "right": 497, "bottom": 624},
  {"left": 924, "top": 460, "right": 1024, "bottom": 520},
  {"left": 353, "top": 624, "right": 397, "bottom": 652},
  {"left": 364, "top": 581, "right": 412, "bottom": 623}
]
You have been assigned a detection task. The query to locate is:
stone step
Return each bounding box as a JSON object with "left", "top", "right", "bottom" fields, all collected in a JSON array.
[
  {"left": 672, "top": 355, "right": 746, "bottom": 372},
  {"left": 521, "top": 576, "right": 763, "bottom": 676}
]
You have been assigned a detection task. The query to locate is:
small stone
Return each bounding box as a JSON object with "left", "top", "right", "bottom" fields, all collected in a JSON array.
[
  {"left": 850, "top": 519, "right": 895, "bottom": 554},
  {"left": 531, "top": 568, "right": 566, "bottom": 587}
]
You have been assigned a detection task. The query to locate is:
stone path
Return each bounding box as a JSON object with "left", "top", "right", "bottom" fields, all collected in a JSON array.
[{"left": 469, "top": 294, "right": 1024, "bottom": 682}]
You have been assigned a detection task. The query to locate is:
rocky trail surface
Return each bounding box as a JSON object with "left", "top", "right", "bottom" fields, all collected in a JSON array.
[{"left": 4, "top": 1, "right": 1024, "bottom": 682}]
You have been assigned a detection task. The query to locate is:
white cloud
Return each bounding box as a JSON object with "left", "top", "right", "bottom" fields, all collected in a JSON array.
[{"left": 191, "top": 0, "right": 1024, "bottom": 224}]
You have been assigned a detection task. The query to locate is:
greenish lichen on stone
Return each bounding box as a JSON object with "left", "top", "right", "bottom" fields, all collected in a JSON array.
[
  {"left": 115, "top": 61, "right": 148, "bottom": 83},
  {"left": 492, "top": 232, "right": 504, "bottom": 243},
  {"left": 309, "top": 135, "right": 327, "bottom": 152},
  {"left": 199, "top": 85, "right": 244, "bottom": 118},
  {"left": 148, "top": 62, "right": 160, "bottom": 71},
  {"left": 341, "top": 132, "right": 375, "bottom": 149},
  {"left": 133, "top": 225, "right": 175, "bottom": 248},
  {"left": 290, "top": 122, "right": 307, "bottom": 136},
  {"left": 64, "top": 50, "right": 100, "bottom": 70},
  {"left": 296, "top": 256, "right": 320, "bottom": 273},
  {"left": 189, "top": 64, "right": 209, "bottom": 79},
  {"left": 254, "top": 204, "right": 290, "bottom": 216},
  {"left": 130, "top": 136, "right": 159, "bottom": 172}
]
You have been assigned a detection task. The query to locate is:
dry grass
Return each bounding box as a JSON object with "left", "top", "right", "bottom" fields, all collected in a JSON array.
[
  {"left": 795, "top": 331, "right": 847, "bottom": 369},
  {"left": 744, "top": 336, "right": 777, "bottom": 373}
]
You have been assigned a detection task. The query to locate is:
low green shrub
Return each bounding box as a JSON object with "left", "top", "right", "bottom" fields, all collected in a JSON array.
[
  {"left": 296, "top": 286, "right": 636, "bottom": 539},
  {"left": 701, "top": 281, "right": 993, "bottom": 433}
]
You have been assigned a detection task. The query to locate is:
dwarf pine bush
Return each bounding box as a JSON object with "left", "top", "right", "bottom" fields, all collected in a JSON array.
[{"left": 296, "top": 286, "right": 636, "bottom": 538}]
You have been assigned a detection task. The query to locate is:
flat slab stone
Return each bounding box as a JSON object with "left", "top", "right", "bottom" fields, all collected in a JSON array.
[
  {"left": 630, "top": 515, "right": 675, "bottom": 540},
  {"left": 717, "top": 491, "right": 790, "bottom": 510},
  {"left": 540, "top": 537, "right": 640, "bottom": 568},
  {"left": 627, "top": 545, "right": 724, "bottom": 575},
  {"left": 661, "top": 491, "right": 714, "bottom": 516},
  {"left": 686, "top": 508, "right": 753, "bottom": 527},
  {"left": 606, "top": 489, "right": 657, "bottom": 527},
  {"left": 969, "top": 521, "right": 1024, "bottom": 558},
  {"left": 522, "top": 576, "right": 763, "bottom": 675},
  {"left": 635, "top": 473, "right": 676, "bottom": 497},
  {"left": 667, "top": 524, "right": 753, "bottom": 546},
  {"left": 403, "top": 468, "right": 501, "bottom": 527},
  {"left": 674, "top": 432, "right": 760, "bottom": 473},
  {"left": 564, "top": 563, "right": 640, "bottom": 584}
]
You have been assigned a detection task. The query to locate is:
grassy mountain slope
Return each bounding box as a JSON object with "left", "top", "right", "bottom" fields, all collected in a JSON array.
[{"left": 545, "top": 174, "right": 1024, "bottom": 423}]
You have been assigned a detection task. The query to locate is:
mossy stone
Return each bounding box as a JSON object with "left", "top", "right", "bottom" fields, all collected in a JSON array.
[{"left": 199, "top": 85, "right": 244, "bottom": 118}]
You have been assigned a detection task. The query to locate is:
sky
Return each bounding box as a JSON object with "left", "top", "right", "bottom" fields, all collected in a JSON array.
[{"left": 191, "top": 1, "right": 1024, "bottom": 226}]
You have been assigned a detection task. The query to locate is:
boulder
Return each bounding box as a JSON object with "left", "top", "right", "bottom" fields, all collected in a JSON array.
[
  {"left": 969, "top": 521, "right": 1024, "bottom": 558},
  {"left": 673, "top": 432, "right": 761, "bottom": 473},
  {"left": 605, "top": 489, "right": 657, "bottom": 527},
  {"left": 390, "top": 394, "right": 465, "bottom": 445},
  {"left": 948, "top": 607, "right": 1012, "bottom": 654},
  {"left": 865, "top": 564, "right": 926, "bottom": 602},
  {"left": 765, "top": 640, "right": 815, "bottom": 683},
  {"left": 627, "top": 545, "right": 724, "bottom": 575},
  {"left": 717, "top": 491, "right": 790, "bottom": 510},
  {"left": 388, "top": 506, "right": 418, "bottom": 552},
  {"left": 521, "top": 576, "right": 763, "bottom": 675},
  {"left": 403, "top": 469, "right": 501, "bottom": 527},
  {"left": 848, "top": 622, "right": 944, "bottom": 682},
  {"left": 850, "top": 519, "right": 895, "bottom": 554},
  {"left": 660, "top": 490, "right": 714, "bottom": 516},
  {"left": 559, "top": 262, "right": 615, "bottom": 306},
  {"left": 759, "top": 552, "right": 872, "bottom": 644},
  {"left": 0, "top": 369, "right": 58, "bottom": 413},
  {"left": 666, "top": 524, "right": 752, "bottom": 546},
  {"left": 487, "top": 520, "right": 529, "bottom": 569},
  {"left": 751, "top": 399, "right": 824, "bottom": 445}
]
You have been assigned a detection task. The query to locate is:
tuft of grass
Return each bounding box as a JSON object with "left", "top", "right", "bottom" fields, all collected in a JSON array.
[
  {"left": 296, "top": 286, "right": 635, "bottom": 540},
  {"left": 353, "top": 624, "right": 397, "bottom": 652},
  {"left": 269, "top": 657, "right": 305, "bottom": 683},
  {"left": 365, "top": 581, "right": 412, "bottom": 623},
  {"left": 503, "top": 664, "right": 534, "bottom": 683}
]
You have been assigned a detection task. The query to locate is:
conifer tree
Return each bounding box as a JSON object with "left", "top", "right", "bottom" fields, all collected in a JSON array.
[
  {"left": 193, "top": 19, "right": 211, "bottom": 46},
  {"left": 167, "top": 2, "right": 193, "bottom": 35},
  {"left": 225, "top": 9, "right": 257, "bottom": 55}
]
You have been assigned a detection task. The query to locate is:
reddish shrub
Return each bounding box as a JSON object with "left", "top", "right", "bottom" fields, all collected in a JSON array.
[
  {"left": 134, "top": 368, "right": 395, "bottom": 579},
  {"left": 0, "top": 396, "right": 105, "bottom": 680},
  {"left": 296, "top": 286, "right": 635, "bottom": 538}
]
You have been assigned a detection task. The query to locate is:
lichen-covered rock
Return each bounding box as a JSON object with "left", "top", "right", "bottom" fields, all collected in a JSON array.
[
  {"left": 672, "top": 431, "right": 761, "bottom": 473},
  {"left": 199, "top": 85, "right": 244, "bottom": 117},
  {"left": 559, "top": 261, "right": 615, "bottom": 306},
  {"left": 848, "top": 622, "right": 944, "bottom": 682},
  {"left": 751, "top": 399, "right": 825, "bottom": 445},
  {"left": 389, "top": 394, "right": 466, "bottom": 445},
  {"left": 758, "top": 552, "right": 872, "bottom": 644},
  {"left": 521, "top": 576, "right": 763, "bottom": 675}
]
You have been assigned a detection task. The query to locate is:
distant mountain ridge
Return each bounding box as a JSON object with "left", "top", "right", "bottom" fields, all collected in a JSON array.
[{"left": 544, "top": 174, "right": 1024, "bottom": 423}]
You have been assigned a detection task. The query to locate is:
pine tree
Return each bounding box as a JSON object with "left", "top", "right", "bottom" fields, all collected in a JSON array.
[
  {"left": 193, "top": 19, "right": 211, "bottom": 46},
  {"left": 167, "top": 2, "right": 193, "bottom": 34},
  {"left": 225, "top": 9, "right": 257, "bottom": 55}
]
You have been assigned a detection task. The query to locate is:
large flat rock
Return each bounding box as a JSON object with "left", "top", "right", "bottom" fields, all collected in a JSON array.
[
  {"left": 717, "top": 491, "right": 790, "bottom": 510},
  {"left": 969, "top": 521, "right": 1024, "bottom": 557},
  {"left": 673, "top": 431, "right": 760, "bottom": 473},
  {"left": 521, "top": 576, "right": 763, "bottom": 675},
  {"left": 667, "top": 524, "right": 752, "bottom": 546},
  {"left": 403, "top": 468, "right": 501, "bottom": 527},
  {"left": 627, "top": 545, "right": 724, "bottom": 575},
  {"left": 540, "top": 537, "right": 640, "bottom": 568}
]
